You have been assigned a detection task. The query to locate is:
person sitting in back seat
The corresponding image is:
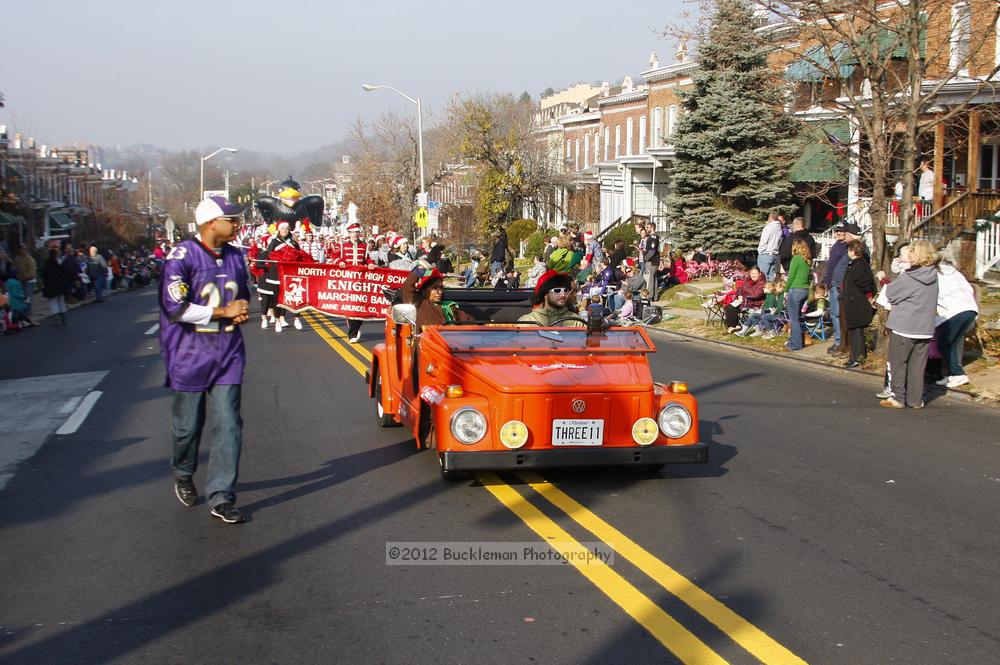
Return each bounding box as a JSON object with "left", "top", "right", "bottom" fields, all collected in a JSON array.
[{"left": 401, "top": 268, "right": 472, "bottom": 331}]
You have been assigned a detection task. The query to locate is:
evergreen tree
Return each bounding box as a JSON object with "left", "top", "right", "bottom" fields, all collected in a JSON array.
[{"left": 667, "top": 0, "right": 797, "bottom": 254}]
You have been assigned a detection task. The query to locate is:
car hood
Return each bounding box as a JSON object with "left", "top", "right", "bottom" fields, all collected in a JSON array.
[{"left": 451, "top": 352, "right": 652, "bottom": 393}]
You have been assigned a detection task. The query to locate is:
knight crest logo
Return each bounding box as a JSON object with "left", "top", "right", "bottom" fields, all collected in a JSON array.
[{"left": 283, "top": 276, "right": 308, "bottom": 308}]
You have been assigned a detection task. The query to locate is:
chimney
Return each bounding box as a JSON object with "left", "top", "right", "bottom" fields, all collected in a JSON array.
[
  {"left": 14, "top": 132, "right": 21, "bottom": 149},
  {"left": 649, "top": 51, "right": 659, "bottom": 70},
  {"left": 601, "top": 81, "right": 610, "bottom": 96},
  {"left": 676, "top": 41, "right": 689, "bottom": 63},
  {"left": 622, "top": 76, "right": 634, "bottom": 92},
  {"left": 28, "top": 137, "right": 35, "bottom": 149}
]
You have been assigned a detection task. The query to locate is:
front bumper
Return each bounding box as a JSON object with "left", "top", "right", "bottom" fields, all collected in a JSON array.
[{"left": 441, "top": 443, "right": 708, "bottom": 471}]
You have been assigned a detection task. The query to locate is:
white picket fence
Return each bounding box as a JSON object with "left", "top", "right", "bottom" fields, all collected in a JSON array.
[{"left": 976, "top": 219, "right": 1000, "bottom": 278}]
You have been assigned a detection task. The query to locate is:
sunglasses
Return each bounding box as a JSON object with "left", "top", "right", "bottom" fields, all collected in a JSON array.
[{"left": 548, "top": 287, "right": 570, "bottom": 295}]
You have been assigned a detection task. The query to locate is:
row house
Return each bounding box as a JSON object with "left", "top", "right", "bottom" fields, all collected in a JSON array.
[
  {"left": 0, "top": 127, "right": 141, "bottom": 248},
  {"left": 538, "top": 2, "right": 999, "bottom": 263},
  {"left": 771, "top": 0, "right": 1000, "bottom": 267}
]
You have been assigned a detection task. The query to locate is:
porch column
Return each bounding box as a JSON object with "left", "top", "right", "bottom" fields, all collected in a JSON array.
[
  {"left": 934, "top": 122, "right": 946, "bottom": 209},
  {"left": 967, "top": 110, "right": 981, "bottom": 194},
  {"left": 622, "top": 166, "right": 633, "bottom": 220},
  {"left": 847, "top": 115, "right": 860, "bottom": 218}
]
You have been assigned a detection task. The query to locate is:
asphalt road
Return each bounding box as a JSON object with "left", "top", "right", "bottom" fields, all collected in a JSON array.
[{"left": 1, "top": 287, "right": 998, "bottom": 665}]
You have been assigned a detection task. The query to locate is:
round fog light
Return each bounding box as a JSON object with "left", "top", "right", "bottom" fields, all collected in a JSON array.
[
  {"left": 658, "top": 404, "right": 692, "bottom": 438},
  {"left": 632, "top": 418, "right": 659, "bottom": 446},
  {"left": 499, "top": 420, "right": 528, "bottom": 449}
]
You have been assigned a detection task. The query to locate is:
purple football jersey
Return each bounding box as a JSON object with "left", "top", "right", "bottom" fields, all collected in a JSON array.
[{"left": 159, "top": 239, "right": 250, "bottom": 391}]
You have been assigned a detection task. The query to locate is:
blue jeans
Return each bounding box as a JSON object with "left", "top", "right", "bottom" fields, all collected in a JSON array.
[
  {"left": 828, "top": 285, "right": 841, "bottom": 344},
  {"left": 936, "top": 311, "right": 977, "bottom": 377},
  {"left": 757, "top": 254, "right": 779, "bottom": 281},
  {"left": 172, "top": 384, "right": 243, "bottom": 508},
  {"left": 22, "top": 279, "right": 35, "bottom": 314},
  {"left": 785, "top": 288, "right": 809, "bottom": 350},
  {"left": 92, "top": 276, "right": 107, "bottom": 301}
]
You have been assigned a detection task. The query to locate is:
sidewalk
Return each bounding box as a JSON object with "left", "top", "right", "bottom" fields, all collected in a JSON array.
[
  {"left": 19, "top": 285, "right": 134, "bottom": 326},
  {"left": 649, "top": 281, "right": 1000, "bottom": 407}
]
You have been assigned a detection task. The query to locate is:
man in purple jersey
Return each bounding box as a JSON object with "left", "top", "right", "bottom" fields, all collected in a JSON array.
[{"left": 160, "top": 196, "right": 251, "bottom": 524}]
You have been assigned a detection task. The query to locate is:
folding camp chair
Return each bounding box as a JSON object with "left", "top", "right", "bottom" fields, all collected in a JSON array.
[
  {"left": 700, "top": 293, "right": 727, "bottom": 326},
  {"left": 803, "top": 309, "right": 830, "bottom": 341}
]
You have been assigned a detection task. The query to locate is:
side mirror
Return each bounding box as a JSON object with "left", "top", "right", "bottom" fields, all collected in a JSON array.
[{"left": 391, "top": 304, "right": 417, "bottom": 327}]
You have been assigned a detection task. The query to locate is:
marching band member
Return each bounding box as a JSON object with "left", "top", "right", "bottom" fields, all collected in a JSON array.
[
  {"left": 337, "top": 222, "right": 369, "bottom": 343},
  {"left": 265, "top": 221, "right": 303, "bottom": 332}
]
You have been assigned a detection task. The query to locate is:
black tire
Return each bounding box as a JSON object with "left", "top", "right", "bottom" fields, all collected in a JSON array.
[{"left": 374, "top": 371, "right": 394, "bottom": 428}]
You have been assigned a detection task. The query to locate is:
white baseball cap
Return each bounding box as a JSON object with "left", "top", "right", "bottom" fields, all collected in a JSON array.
[{"left": 195, "top": 196, "right": 243, "bottom": 225}]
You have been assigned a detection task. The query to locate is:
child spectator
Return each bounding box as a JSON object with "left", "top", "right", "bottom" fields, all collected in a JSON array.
[{"left": 735, "top": 281, "right": 779, "bottom": 337}]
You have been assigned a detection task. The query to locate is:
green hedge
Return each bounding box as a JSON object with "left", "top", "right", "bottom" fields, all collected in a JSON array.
[
  {"left": 601, "top": 225, "right": 638, "bottom": 253},
  {"left": 524, "top": 230, "right": 547, "bottom": 258},
  {"left": 506, "top": 219, "right": 538, "bottom": 249}
]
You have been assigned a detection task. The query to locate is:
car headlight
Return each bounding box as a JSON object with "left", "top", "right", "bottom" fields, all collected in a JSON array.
[
  {"left": 499, "top": 420, "right": 528, "bottom": 449},
  {"left": 657, "top": 404, "right": 692, "bottom": 438},
  {"left": 450, "top": 407, "right": 487, "bottom": 445},
  {"left": 631, "top": 418, "right": 658, "bottom": 446}
]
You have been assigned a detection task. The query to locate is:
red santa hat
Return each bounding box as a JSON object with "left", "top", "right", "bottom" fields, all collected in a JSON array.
[
  {"left": 392, "top": 235, "right": 408, "bottom": 249},
  {"left": 583, "top": 230, "right": 594, "bottom": 240},
  {"left": 277, "top": 220, "right": 291, "bottom": 231},
  {"left": 533, "top": 269, "right": 574, "bottom": 304},
  {"left": 414, "top": 268, "right": 444, "bottom": 292},
  {"left": 346, "top": 222, "right": 362, "bottom": 233}
]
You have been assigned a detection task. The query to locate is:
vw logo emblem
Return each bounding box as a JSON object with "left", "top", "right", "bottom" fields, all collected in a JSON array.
[{"left": 571, "top": 399, "right": 586, "bottom": 413}]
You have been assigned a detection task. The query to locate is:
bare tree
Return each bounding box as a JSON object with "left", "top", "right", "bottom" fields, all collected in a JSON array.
[{"left": 751, "top": 0, "right": 1000, "bottom": 269}]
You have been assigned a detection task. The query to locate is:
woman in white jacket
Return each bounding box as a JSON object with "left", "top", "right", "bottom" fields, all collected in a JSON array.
[{"left": 934, "top": 263, "right": 979, "bottom": 389}]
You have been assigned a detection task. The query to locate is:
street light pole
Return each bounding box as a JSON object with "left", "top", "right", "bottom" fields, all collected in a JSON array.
[
  {"left": 362, "top": 83, "right": 426, "bottom": 238},
  {"left": 199, "top": 147, "right": 238, "bottom": 200}
]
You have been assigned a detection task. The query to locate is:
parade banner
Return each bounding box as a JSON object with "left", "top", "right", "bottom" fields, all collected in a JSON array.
[{"left": 275, "top": 262, "right": 409, "bottom": 319}]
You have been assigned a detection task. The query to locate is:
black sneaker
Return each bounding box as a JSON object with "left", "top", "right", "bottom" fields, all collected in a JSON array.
[
  {"left": 210, "top": 503, "right": 246, "bottom": 524},
  {"left": 174, "top": 477, "right": 197, "bottom": 507}
]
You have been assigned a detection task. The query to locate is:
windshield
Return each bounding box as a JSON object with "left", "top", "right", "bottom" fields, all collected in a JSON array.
[{"left": 436, "top": 328, "right": 654, "bottom": 353}]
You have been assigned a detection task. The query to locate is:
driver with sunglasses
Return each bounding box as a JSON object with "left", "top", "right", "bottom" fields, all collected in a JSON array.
[{"left": 518, "top": 270, "right": 585, "bottom": 327}]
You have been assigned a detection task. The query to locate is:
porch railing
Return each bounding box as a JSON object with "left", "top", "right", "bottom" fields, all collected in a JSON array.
[{"left": 912, "top": 192, "right": 1000, "bottom": 248}]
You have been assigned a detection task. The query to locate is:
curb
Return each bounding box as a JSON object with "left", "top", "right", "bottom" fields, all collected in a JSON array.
[{"left": 645, "top": 322, "right": 993, "bottom": 409}]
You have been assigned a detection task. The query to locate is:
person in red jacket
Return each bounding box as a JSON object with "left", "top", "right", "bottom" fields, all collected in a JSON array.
[{"left": 725, "top": 266, "right": 766, "bottom": 332}]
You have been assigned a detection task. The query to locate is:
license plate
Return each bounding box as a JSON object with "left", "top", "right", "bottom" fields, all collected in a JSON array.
[{"left": 551, "top": 419, "right": 604, "bottom": 446}]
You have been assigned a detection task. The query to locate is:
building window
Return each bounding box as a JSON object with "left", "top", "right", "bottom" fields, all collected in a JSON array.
[
  {"left": 566, "top": 140, "right": 572, "bottom": 158},
  {"left": 584, "top": 134, "right": 590, "bottom": 169},
  {"left": 604, "top": 128, "right": 610, "bottom": 160},
  {"left": 575, "top": 138, "right": 580, "bottom": 171},
  {"left": 653, "top": 107, "right": 662, "bottom": 146},
  {"left": 639, "top": 116, "right": 647, "bottom": 154},
  {"left": 667, "top": 105, "right": 678, "bottom": 136},
  {"left": 626, "top": 118, "right": 634, "bottom": 156},
  {"left": 950, "top": 1, "right": 971, "bottom": 74},
  {"left": 615, "top": 126, "right": 621, "bottom": 158},
  {"left": 594, "top": 133, "right": 600, "bottom": 164}
]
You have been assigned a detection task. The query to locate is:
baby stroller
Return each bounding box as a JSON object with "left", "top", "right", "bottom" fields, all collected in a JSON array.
[{"left": 616, "top": 296, "right": 664, "bottom": 328}]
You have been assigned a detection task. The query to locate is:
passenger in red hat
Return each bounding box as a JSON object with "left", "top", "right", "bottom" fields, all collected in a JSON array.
[
  {"left": 401, "top": 268, "right": 472, "bottom": 331},
  {"left": 517, "top": 270, "right": 585, "bottom": 327}
]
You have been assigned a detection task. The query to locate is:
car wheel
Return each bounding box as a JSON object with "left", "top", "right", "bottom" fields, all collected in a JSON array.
[{"left": 374, "top": 371, "right": 394, "bottom": 428}]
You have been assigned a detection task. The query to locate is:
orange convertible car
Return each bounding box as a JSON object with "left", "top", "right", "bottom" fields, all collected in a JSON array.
[{"left": 366, "top": 289, "right": 707, "bottom": 478}]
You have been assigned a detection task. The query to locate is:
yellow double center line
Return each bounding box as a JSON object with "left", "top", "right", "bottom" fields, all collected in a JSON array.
[{"left": 304, "top": 311, "right": 807, "bottom": 664}]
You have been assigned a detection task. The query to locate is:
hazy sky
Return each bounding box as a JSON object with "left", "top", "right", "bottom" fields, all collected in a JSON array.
[{"left": 1, "top": 0, "right": 687, "bottom": 155}]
